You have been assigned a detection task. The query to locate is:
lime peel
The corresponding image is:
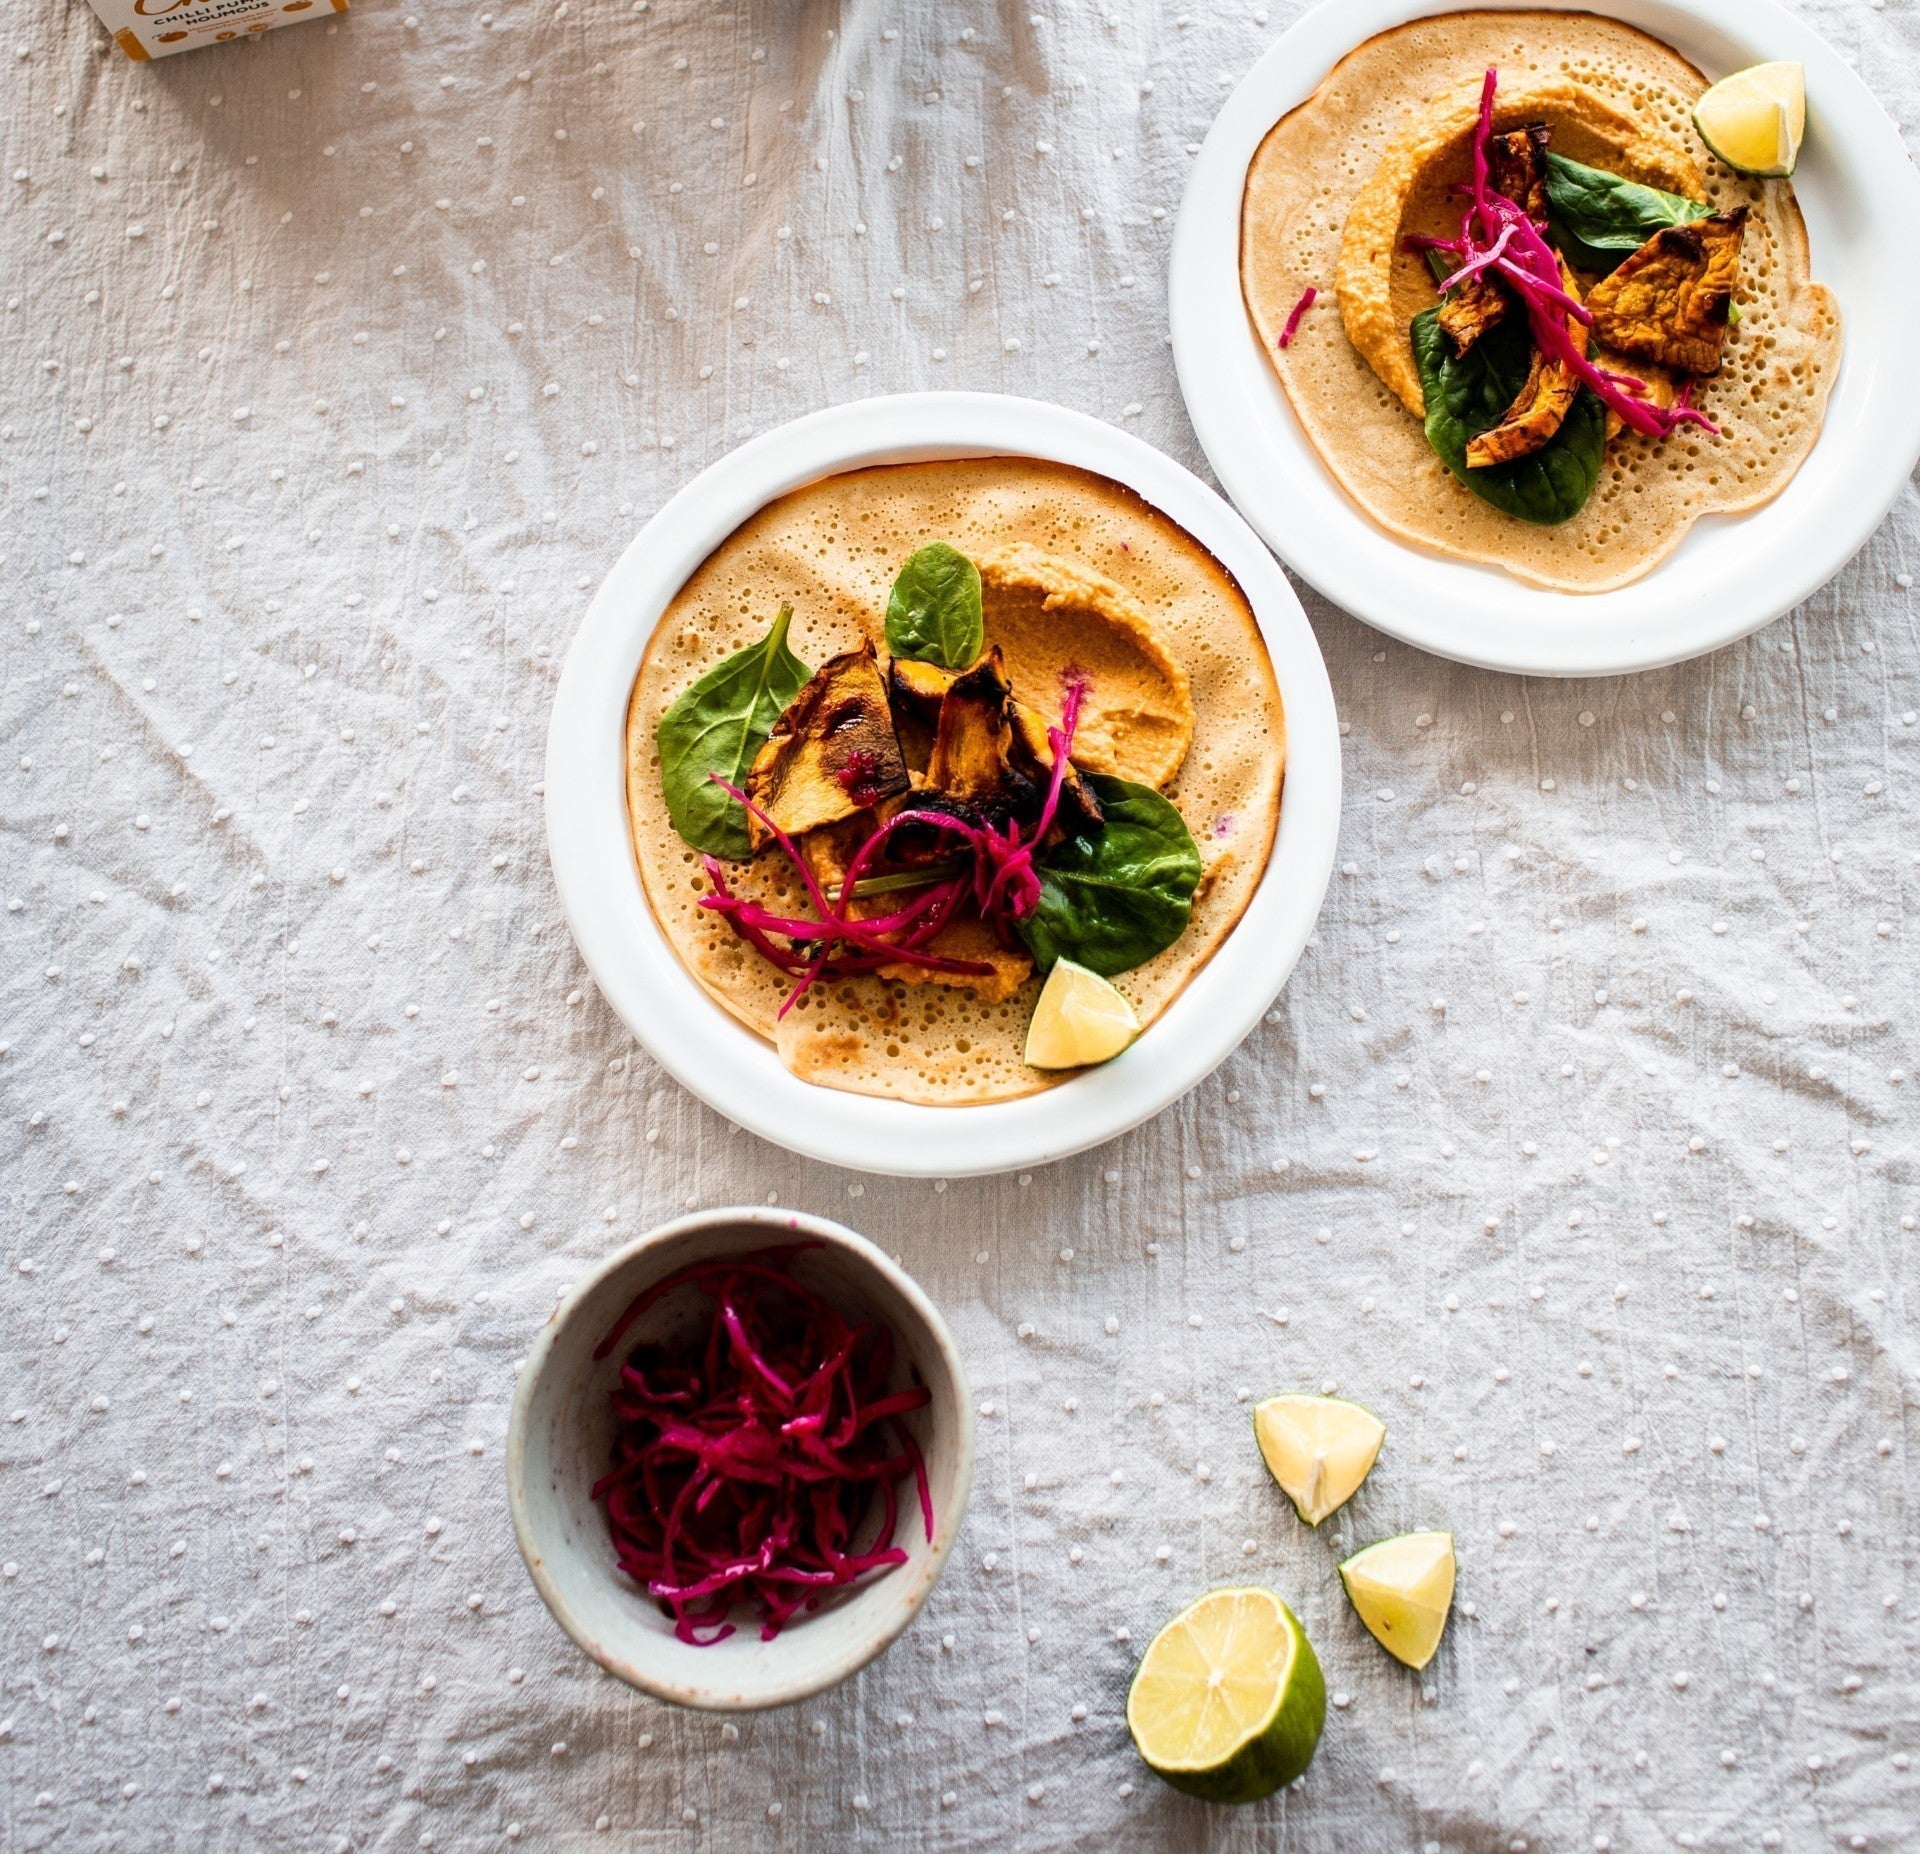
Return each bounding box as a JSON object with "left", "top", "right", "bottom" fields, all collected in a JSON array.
[
  {"left": 1127, "top": 1586, "right": 1326, "bottom": 1803},
  {"left": 1339, "top": 1530, "right": 1457, "bottom": 1671},
  {"left": 1693, "top": 61, "right": 1805, "bottom": 177},
  {"left": 1253, "top": 1393, "right": 1387, "bottom": 1526},
  {"left": 1023, "top": 957, "right": 1139, "bottom": 1069}
]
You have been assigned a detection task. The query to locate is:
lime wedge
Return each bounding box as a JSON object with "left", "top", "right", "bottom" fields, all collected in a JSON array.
[
  {"left": 1127, "top": 1587, "right": 1326, "bottom": 1803},
  {"left": 1693, "top": 61, "right": 1804, "bottom": 177},
  {"left": 1023, "top": 958, "right": 1139, "bottom": 1069},
  {"left": 1253, "top": 1394, "right": 1387, "bottom": 1526},
  {"left": 1339, "top": 1531, "right": 1457, "bottom": 1670}
]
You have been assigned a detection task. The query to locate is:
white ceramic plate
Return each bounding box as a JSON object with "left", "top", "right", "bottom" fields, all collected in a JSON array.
[
  {"left": 544, "top": 393, "right": 1340, "bottom": 1177},
  {"left": 1171, "top": 0, "right": 1920, "bottom": 676}
]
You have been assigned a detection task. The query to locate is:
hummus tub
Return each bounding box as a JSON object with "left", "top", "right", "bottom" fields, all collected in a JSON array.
[{"left": 544, "top": 395, "right": 1341, "bottom": 1176}]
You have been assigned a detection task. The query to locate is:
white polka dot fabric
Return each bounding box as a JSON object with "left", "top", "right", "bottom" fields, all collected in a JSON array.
[{"left": 2, "top": 1, "right": 1916, "bottom": 1848}]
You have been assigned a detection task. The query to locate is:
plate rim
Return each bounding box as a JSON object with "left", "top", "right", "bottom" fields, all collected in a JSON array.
[
  {"left": 1170, "top": 0, "right": 1920, "bottom": 677},
  {"left": 544, "top": 391, "right": 1342, "bottom": 1177}
]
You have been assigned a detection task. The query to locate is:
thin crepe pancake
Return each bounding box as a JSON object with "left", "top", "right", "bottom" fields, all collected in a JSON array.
[
  {"left": 625, "top": 460, "right": 1286, "bottom": 1105},
  {"left": 1241, "top": 11, "right": 1843, "bottom": 593}
]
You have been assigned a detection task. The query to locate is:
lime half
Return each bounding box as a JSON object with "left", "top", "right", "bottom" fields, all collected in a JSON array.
[
  {"left": 1693, "top": 61, "right": 1804, "bottom": 177},
  {"left": 1127, "top": 1587, "right": 1326, "bottom": 1803},
  {"left": 1253, "top": 1394, "right": 1387, "bottom": 1526},
  {"left": 1339, "top": 1531, "right": 1457, "bottom": 1670},
  {"left": 1024, "top": 958, "right": 1139, "bottom": 1069}
]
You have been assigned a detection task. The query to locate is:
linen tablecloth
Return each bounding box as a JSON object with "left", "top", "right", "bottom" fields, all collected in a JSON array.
[{"left": 3, "top": 1, "right": 1917, "bottom": 1847}]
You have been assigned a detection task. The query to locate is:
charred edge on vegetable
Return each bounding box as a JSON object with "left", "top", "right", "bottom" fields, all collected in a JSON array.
[
  {"left": 1584, "top": 208, "right": 1749, "bottom": 376},
  {"left": 1438, "top": 122, "right": 1552, "bottom": 359},
  {"left": 744, "top": 643, "right": 911, "bottom": 852}
]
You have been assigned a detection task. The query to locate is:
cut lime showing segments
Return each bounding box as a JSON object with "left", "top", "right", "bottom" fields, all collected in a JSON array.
[
  {"left": 1339, "top": 1531, "right": 1457, "bottom": 1670},
  {"left": 1023, "top": 958, "right": 1139, "bottom": 1069},
  {"left": 1693, "top": 61, "right": 1804, "bottom": 177},
  {"left": 1127, "top": 1587, "right": 1326, "bottom": 1803},
  {"left": 1253, "top": 1394, "right": 1386, "bottom": 1526}
]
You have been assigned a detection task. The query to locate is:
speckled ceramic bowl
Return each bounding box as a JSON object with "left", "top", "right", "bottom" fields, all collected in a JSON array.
[{"left": 506, "top": 1207, "right": 973, "bottom": 1710}]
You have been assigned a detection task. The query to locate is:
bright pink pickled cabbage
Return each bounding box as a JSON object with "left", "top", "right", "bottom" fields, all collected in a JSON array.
[
  {"left": 1277, "top": 285, "right": 1318, "bottom": 349},
  {"left": 1431, "top": 68, "right": 1719, "bottom": 443},
  {"left": 591, "top": 1244, "right": 935, "bottom": 1646}
]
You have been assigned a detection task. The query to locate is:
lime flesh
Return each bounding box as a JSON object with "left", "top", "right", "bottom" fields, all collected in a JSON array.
[
  {"left": 1253, "top": 1394, "right": 1387, "bottom": 1526},
  {"left": 1024, "top": 958, "right": 1139, "bottom": 1069},
  {"left": 1693, "top": 61, "right": 1804, "bottom": 176},
  {"left": 1127, "top": 1586, "right": 1326, "bottom": 1803},
  {"left": 1339, "top": 1531, "right": 1457, "bottom": 1670}
]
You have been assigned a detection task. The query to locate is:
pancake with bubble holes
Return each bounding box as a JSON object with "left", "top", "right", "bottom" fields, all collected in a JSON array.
[
  {"left": 1240, "top": 11, "right": 1842, "bottom": 593},
  {"left": 624, "top": 459, "right": 1286, "bottom": 1105}
]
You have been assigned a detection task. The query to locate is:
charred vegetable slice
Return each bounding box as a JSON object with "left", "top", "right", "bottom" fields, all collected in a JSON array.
[
  {"left": 1411, "top": 306, "right": 1606, "bottom": 525},
  {"left": 879, "top": 915, "right": 1034, "bottom": 1003},
  {"left": 1464, "top": 254, "right": 1589, "bottom": 468},
  {"left": 1437, "top": 124, "right": 1552, "bottom": 358},
  {"left": 926, "top": 648, "right": 1019, "bottom": 804},
  {"left": 744, "top": 643, "right": 910, "bottom": 851},
  {"left": 894, "top": 653, "right": 1097, "bottom": 827},
  {"left": 1489, "top": 122, "right": 1553, "bottom": 226},
  {"left": 1007, "top": 698, "right": 1103, "bottom": 837},
  {"left": 886, "top": 654, "right": 958, "bottom": 725},
  {"left": 1585, "top": 209, "right": 1748, "bottom": 375}
]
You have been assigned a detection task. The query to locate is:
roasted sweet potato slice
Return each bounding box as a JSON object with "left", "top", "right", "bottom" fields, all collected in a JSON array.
[
  {"left": 1435, "top": 271, "right": 1511, "bottom": 359},
  {"left": 1006, "top": 700, "right": 1103, "bottom": 837},
  {"left": 891, "top": 645, "right": 1100, "bottom": 835},
  {"left": 1437, "top": 124, "right": 1552, "bottom": 358},
  {"left": 1585, "top": 208, "right": 1747, "bottom": 376},
  {"left": 885, "top": 655, "right": 957, "bottom": 724},
  {"left": 745, "top": 643, "right": 910, "bottom": 851},
  {"left": 1465, "top": 255, "right": 1590, "bottom": 468},
  {"left": 926, "top": 648, "right": 1016, "bottom": 802},
  {"left": 1488, "top": 123, "right": 1553, "bottom": 227}
]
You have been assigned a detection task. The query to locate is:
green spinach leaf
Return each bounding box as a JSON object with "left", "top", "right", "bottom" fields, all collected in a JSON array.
[
  {"left": 1019, "top": 774, "right": 1202, "bottom": 978},
  {"left": 1410, "top": 306, "right": 1607, "bottom": 526},
  {"left": 884, "top": 542, "right": 984, "bottom": 670},
  {"left": 656, "top": 603, "right": 811, "bottom": 860},
  {"left": 1544, "top": 151, "right": 1709, "bottom": 274}
]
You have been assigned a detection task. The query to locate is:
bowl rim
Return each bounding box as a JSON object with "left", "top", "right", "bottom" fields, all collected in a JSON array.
[
  {"left": 1169, "top": 0, "right": 1920, "bottom": 676},
  {"left": 504, "top": 1205, "right": 976, "bottom": 1710},
  {"left": 543, "top": 390, "right": 1342, "bottom": 1175}
]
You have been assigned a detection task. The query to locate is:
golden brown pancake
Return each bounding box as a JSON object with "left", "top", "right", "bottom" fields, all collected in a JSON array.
[
  {"left": 1241, "top": 12, "right": 1843, "bottom": 593},
  {"left": 625, "top": 460, "right": 1286, "bottom": 1105}
]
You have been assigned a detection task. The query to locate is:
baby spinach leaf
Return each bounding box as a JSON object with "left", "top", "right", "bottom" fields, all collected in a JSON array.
[
  {"left": 1544, "top": 152, "right": 1710, "bottom": 274},
  {"left": 656, "top": 603, "right": 811, "bottom": 861},
  {"left": 885, "top": 543, "right": 984, "bottom": 670},
  {"left": 1410, "top": 306, "right": 1607, "bottom": 527},
  {"left": 1019, "top": 774, "right": 1202, "bottom": 978}
]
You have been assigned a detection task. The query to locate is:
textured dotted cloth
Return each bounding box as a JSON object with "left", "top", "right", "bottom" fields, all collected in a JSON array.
[{"left": 2, "top": 1, "right": 1918, "bottom": 1849}]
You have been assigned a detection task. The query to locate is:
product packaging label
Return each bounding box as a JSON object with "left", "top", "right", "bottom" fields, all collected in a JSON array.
[{"left": 87, "top": 0, "right": 348, "bottom": 62}]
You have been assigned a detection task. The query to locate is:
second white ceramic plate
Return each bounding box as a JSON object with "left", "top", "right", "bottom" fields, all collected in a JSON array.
[
  {"left": 1171, "top": 0, "right": 1920, "bottom": 677},
  {"left": 545, "top": 394, "right": 1341, "bottom": 1177}
]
